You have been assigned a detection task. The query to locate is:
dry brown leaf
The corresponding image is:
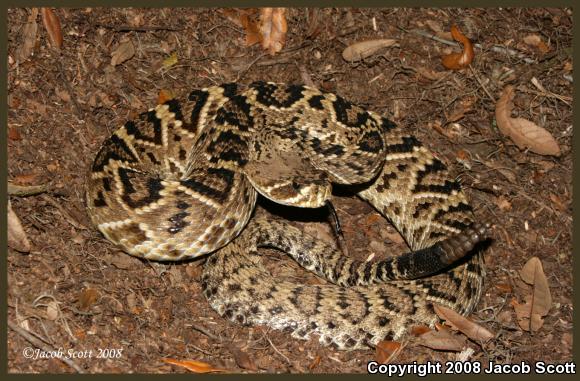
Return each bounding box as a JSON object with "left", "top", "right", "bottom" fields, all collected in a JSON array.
[
  {"left": 375, "top": 340, "right": 402, "bottom": 364},
  {"left": 306, "top": 8, "right": 322, "bottom": 38},
  {"left": 434, "top": 304, "right": 495, "bottom": 342},
  {"left": 162, "top": 358, "right": 227, "bottom": 373},
  {"left": 8, "top": 200, "right": 31, "bottom": 253},
  {"left": 410, "top": 325, "right": 432, "bottom": 336},
  {"left": 549, "top": 193, "right": 568, "bottom": 211},
  {"left": 308, "top": 354, "right": 322, "bottom": 370},
  {"left": 46, "top": 301, "right": 59, "bottom": 321},
  {"left": 78, "top": 288, "right": 99, "bottom": 310},
  {"left": 239, "top": 12, "right": 262, "bottom": 46},
  {"left": 231, "top": 348, "right": 257, "bottom": 371},
  {"left": 110, "top": 39, "right": 135, "bottom": 66},
  {"left": 523, "top": 34, "right": 550, "bottom": 53},
  {"left": 442, "top": 25, "right": 474, "bottom": 70},
  {"left": 416, "top": 327, "right": 465, "bottom": 351},
  {"left": 514, "top": 257, "right": 552, "bottom": 332},
  {"left": 259, "top": 8, "right": 287, "bottom": 55},
  {"left": 41, "top": 8, "right": 63, "bottom": 49},
  {"left": 16, "top": 8, "right": 39, "bottom": 62},
  {"left": 495, "top": 86, "right": 561, "bottom": 156},
  {"left": 157, "top": 89, "right": 175, "bottom": 105},
  {"left": 8, "top": 126, "right": 22, "bottom": 141},
  {"left": 342, "top": 39, "right": 398, "bottom": 62},
  {"left": 416, "top": 67, "right": 447, "bottom": 82},
  {"left": 495, "top": 283, "right": 513, "bottom": 293}
]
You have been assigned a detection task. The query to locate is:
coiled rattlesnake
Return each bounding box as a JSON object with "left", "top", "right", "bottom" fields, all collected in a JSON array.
[{"left": 86, "top": 82, "right": 491, "bottom": 350}]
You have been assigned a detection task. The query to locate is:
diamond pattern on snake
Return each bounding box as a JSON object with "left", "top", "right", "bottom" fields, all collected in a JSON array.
[{"left": 86, "top": 82, "right": 492, "bottom": 350}]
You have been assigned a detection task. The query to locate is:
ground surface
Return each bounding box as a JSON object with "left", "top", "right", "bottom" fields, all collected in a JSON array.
[{"left": 7, "top": 8, "right": 573, "bottom": 374}]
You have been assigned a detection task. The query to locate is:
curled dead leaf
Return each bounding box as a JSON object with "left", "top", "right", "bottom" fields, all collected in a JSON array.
[
  {"left": 416, "top": 327, "right": 465, "bottom": 352},
  {"left": 514, "top": 257, "right": 552, "bottom": 332},
  {"left": 495, "top": 86, "right": 561, "bottom": 156},
  {"left": 162, "top": 358, "right": 227, "bottom": 373},
  {"left": 308, "top": 354, "right": 322, "bottom": 370},
  {"left": 231, "top": 347, "right": 257, "bottom": 371},
  {"left": 157, "top": 89, "right": 175, "bottom": 105},
  {"left": 342, "top": 39, "right": 398, "bottom": 62},
  {"left": 375, "top": 340, "right": 402, "bottom": 364},
  {"left": 434, "top": 304, "right": 495, "bottom": 342},
  {"left": 8, "top": 200, "right": 31, "bottom": 253},
  {"left": 523, "top": 34, "right": 550, "bottom": 53},
  {"left": 442, "top": 25, "right": 474, "bottom": 70},
  {"left": 78, "top": 288, "right": 99, "bottom": 310},
  {"left": 259, "top": 8, "right": 287, "bottom": 55},
  {"left": 46, "top": 301, "right": 59, "bottom": 321},
  {"left": 16, "top": 8, "right": 39, "bottom": 62},
  {"left": 110, "top": 39, "right": 135, "bottom": 66},
  {"left": 41, "top": 8, "right": 63, "bottom": 49}
]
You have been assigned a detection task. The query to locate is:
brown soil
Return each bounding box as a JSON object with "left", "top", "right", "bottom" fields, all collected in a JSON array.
[{"left": 7, "top": 8, "right": 573, "bottom": 374}]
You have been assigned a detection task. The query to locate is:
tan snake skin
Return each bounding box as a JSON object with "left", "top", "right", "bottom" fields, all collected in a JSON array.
[{"left": 86, "top": 82, "right": 491, "bottom": 350}]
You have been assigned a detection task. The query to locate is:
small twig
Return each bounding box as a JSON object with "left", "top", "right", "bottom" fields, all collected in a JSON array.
[
  {"left": 401, "top": 27, "right": 537, "bottom": 64},
  {"left": 186, "top": 323, "right": 220, "bottom": 341},
  {"left": 8, "top": 182, "right": 50, "bottom": 196},
  {"left": 8, "top": 320, "right": 85, "bottom": 373},
  {"left": 234, "top": 52, "right": 267, "bottom": 82},
  {"left": 40, "top": 194, "right": 87, "bottom": 230},
  {"left": 95, "top": 23, "right": 183, "bottom": 32},
  {"left": 55, "top": 58, "right": 84, "bottom": 120},
  {"left": 265, "top": 335, "right": 292, "bottom": 366},
  {"left": 515, "top": 189, "right": 572, "bottom": 223},
  {"left": 469, "top": 65, "right": 496, "bottom": 103}
]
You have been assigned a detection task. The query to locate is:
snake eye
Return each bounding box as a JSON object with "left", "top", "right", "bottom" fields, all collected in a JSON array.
[{"left": 291, "top": 181, "right": 301, "bottom": 190}]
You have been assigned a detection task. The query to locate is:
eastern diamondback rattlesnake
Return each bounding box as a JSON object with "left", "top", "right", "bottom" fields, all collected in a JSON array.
[{"left": 86, "top": 82, "right": 491, "bottom": 350}]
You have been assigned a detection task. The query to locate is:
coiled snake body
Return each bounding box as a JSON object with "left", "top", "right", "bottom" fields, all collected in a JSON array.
[{"left": 86, "top": 82, "right": 490, "bottom": 350}]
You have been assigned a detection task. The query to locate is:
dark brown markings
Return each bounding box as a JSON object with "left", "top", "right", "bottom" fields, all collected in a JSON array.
[
  {"left": 102, "top": 177, "right": 111, "bottom": 191},
  {"left": 332, "top": 96, "right": 370, "bottom": 127},
  {"left": 308, "top": 94, "right": 325, "bottom": 110},
  {"left": 384, "top": 135, "right": 422, "bottom": 154},
  {"left": 357, "top": 130, "right": 384, "bottom": 153},
  {"left": 375, "top": 171, "right": 398, "bottom": 193},
  {"left": 164, "top": 98, "right": 184, "bottom": 121},
  {"left": 92, "top": 134, "right": 138, "bottom": 172},
  {"left": 93, "top": 191, "right": 107, "bottom": 207},
  {"left": 381, "top": 117, "right": 397, "bottom": 132},
  {"left": 251, "top": 82, "right": 305, "bottom": 108},
  {"left": 175, "top": 200, "right": 189, "bottom": 210},
  {"left": 187, "top": 89, "right": 209, "bottom": 133},
  {"left": 118, "top": 167, "right": 164, "bottom": 208},
  {"left": 214, "top": 95, "right": 253, "bottom": 131},
  {"left": 380, "top": 293, "right": 399, "bottom": 313},
  {"left": 344, "top": 338, "right": 357, "bottom": 348},
  {"left": 167, "top": 211, "right": 189, "bottom": 234},
  {"left": 288, "top": 286, "right": 304, "bottom": 307},
  {"left": 378, "top": 316, "right": 390, "bottom": 327},
  {"left": 125, "top": 112, "right": 163, "bottom": 145},
  {"left": 180, "top": 167, "right": 236, "bottom": 204},
  {"left": 269, "top": 306, "right": 284, "bottom": 315},
  {"left": 426, "top": 284, "right": 458, "bottom": 303},
  {"left": 206, "top": 129, "right": 248, "bottom": 165},
  {"left": 414, "top": 180, "right": 462, "bottom": 194},
  {"left": 412, "top": 201, "right": 432, "bottom": 218},
  {"left": 146, "top": 152, "right": 161, "bottom": 165},
  {"left": 414, "top": 158, "right": 446, "bottom": 183},
  {"left": 337, "top": 294, "right": 350, "bottom": 309}
]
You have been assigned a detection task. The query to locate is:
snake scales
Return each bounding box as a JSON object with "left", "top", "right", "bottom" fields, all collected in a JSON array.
[{"left": 86, "top": 82, "right": 491, "bottom": 350}]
